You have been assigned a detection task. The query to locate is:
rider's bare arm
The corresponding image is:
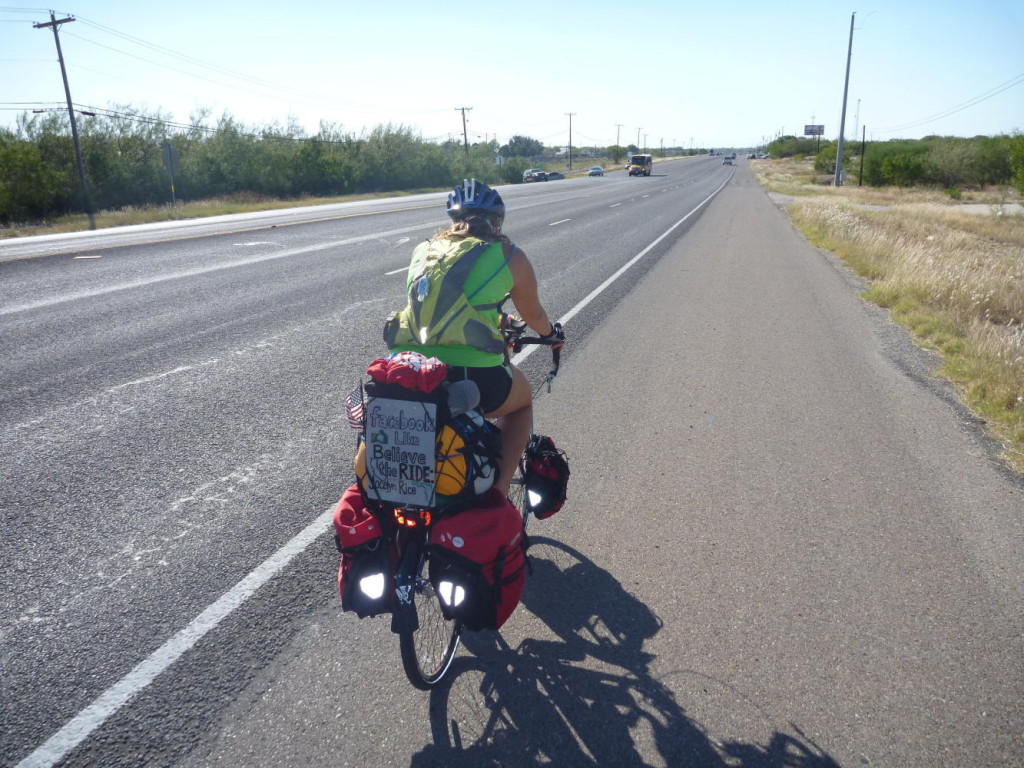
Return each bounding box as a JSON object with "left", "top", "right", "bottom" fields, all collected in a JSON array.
[{"left": 508, "top": 248, "right": 556, "bottom": 337}]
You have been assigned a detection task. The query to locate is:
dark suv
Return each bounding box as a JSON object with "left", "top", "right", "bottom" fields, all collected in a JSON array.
[{"left": 522, "top": 169, "right": 548, "bottom": 183}]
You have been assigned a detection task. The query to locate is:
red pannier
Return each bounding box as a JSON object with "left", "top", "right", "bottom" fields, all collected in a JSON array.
[
  {"left": 427, "top": 488, "right": 527, "bottom": 631},
  {"left": 520, "top": 434, "right": 570, "bottom": 520},
  {"left": 333, "top": 484, "right": 394, "bottom": 618}
]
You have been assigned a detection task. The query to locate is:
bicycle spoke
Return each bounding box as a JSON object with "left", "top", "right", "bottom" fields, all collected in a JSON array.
[{"left": 400, "top": 569, "right": 461, "bottom": 689}]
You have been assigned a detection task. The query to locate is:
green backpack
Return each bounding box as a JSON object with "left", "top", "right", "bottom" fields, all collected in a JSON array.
[{"left": 384, "top": 238, "right": 510, "bottom": 356}]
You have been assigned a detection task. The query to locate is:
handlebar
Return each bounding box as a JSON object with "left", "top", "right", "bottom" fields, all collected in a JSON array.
[{"left": 501, "top": 314, "right": 562, "bottom": 389}]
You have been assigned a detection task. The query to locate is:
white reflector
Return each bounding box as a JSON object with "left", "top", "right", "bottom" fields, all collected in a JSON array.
[
  {"left": 439, "top": 581, "right": 466, "bottom": 607},
  {"left": 359, "top": 573, "right": 386, "bottom": 600},
  {"left": 439, "top": 580, "right": 454, "bottom": 605}
]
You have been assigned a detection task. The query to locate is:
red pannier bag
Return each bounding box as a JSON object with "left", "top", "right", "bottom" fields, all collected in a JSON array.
[
  {"left": 520, "top": 434, "right": 570, "bottom": 520},
  {"left": 427, "top": 488, "right": 528, "bottom": 631},
  {"left": 333, "top": 483, "right": 394, "bottom": 618}
]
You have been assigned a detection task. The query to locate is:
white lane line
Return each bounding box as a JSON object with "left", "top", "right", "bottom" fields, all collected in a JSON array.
[
  {"left": 509, "top": 176, "right": 729, "bottom": 363},
  {"left": 15, "top": 174, "right": 731, "bottom": 768},
  {"left": 549, "top": 219, "right": 571, "bottom": 226},
  {"left": 609, "top": 203, "right": 621, "bottom": 208},
  {"left": 14, "top": 509, "right": 334, "bottom": 768},
  {"left": 105, "top": 360, "right": 219, "bottom": 393},
  {"left": 1, "top": 221, "right": 436, "bottom": 317},
  {"left": 385, "top": 267, "right": 406, "bottom": 276}
]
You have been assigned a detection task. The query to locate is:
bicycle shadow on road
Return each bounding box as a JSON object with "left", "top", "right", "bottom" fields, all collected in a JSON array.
[{"left": 410, "top": 537, "right": 844, "bottom": 768}]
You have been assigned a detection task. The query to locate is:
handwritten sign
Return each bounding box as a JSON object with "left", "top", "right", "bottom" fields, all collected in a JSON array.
[{"left": 364, "top": 397, "right": 436, "bottom": 506}]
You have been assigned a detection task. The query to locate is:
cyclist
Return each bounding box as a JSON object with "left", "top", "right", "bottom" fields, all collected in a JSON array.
[{"left": 383, "top": 178, "right": 563, "bottom": 494}]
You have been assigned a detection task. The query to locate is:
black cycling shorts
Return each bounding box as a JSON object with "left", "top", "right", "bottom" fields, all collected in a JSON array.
[{"left": 446, "top": 364, "right": 514, "bottom": 415}]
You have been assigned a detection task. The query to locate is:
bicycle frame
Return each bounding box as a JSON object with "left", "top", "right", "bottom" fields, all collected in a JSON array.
[{"left": 391, "top": 525, "right": 425, "bottom": 635}]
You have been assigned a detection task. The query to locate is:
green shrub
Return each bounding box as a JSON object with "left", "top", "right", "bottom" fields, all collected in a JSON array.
[
  {"left": 862, "top": 140, "right": 928, "bottom": 186},
  {"left": 882, "top": 153, "right": 926, "bottom": 187},
  {"left": 1011, "top": 133, "right": 1024, "bottom": 194},
  {"left": 814, "top": 144, "right": 837, "bottom": 173}
]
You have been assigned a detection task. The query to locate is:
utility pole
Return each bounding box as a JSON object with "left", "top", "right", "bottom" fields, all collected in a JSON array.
[
  {"left": 834, "top": 12, "right": 855, "bottom": 186},
  {"left": 565, "top": 112, "right": 576, "bottom": 169},
  {"left": 34, "top": 12, "right": 95, "bottom": 229},
  {"left": 455, "top": 106, "right": 472, "bottom": 154},
  {"left": 615, "top": 123, "right": 623, "bottom": 151},
  {"left": 636, "top": 127, "right": 642, "bottom": 150},
  {"left": 859, "top": 125, "right": 866, "bottom": 186}
]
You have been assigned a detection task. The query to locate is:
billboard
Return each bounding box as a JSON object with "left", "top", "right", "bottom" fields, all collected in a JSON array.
[{"left": 804, "top": 125, "right": 825, "bottom": 136}]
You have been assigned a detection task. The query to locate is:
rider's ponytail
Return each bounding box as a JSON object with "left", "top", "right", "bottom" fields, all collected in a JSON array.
[{"left": 439, "top": 215, "right": 510, "bottom": 244}]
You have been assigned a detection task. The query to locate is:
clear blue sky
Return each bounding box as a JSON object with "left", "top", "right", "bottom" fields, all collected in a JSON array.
[{"left": 2, "top": 0, "right": 1022, "bottom": 149}]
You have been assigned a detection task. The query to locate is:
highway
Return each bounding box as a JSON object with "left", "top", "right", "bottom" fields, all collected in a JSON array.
[{"left": 2, "top": 157, "right": 1021, "bottom": 768}]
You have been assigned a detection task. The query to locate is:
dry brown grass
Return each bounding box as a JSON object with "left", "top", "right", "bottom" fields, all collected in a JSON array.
[
  {"left": 0, "top": 190, "right": 441, "bottom": 239},
  {"left": 753, "top": 156, "right": 1021, "bottom": 207},
  {"left": 753, "top": 158, "right": 1024, "bottom": 473}
]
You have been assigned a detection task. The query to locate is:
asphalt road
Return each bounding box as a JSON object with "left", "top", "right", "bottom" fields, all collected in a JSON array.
[{"left": 2, "top": 158, "right": 1021, "bottom": 767}]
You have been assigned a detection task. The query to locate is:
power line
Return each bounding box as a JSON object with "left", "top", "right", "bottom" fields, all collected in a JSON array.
[
  {"left": 70, "top": 18, "right": 336, "bottom": 105},
  {"left": 61, "top": 30, "right": 344, "bottom": 111},
  {"left": 67, "top": 15, "right": 449, "bottom": 118},
  {"left": 875, "top": 72, "right": 1024, "bottom": 134},
  {"left": 3, "top": 13, "right": 440, "bottom": 125}
]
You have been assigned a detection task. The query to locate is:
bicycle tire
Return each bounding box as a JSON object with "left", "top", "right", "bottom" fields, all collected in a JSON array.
[
  {"left": 507, "top": 455, "right": 532, "bottom": 529},
  {"left": 399, "top": 556, "right": 462, "bottom": 690}
]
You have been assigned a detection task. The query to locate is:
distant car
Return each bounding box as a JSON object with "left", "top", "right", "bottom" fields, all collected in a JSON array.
[
  {"left": 723, "top": 157, "right": 733, "bottom": 165},
  {"left": 545, "top": 171, "right": 565, "bottom": 180},
  {"left": 523, "top": 169, "right": 547, "bottom": 183},
  {"left": 587, "top": 166, "right": 604, "bottom": 176}
]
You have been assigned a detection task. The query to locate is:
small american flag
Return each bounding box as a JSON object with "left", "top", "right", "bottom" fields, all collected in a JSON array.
[{"left": 345, "top": 384, "right": 365, "bottom": 430}]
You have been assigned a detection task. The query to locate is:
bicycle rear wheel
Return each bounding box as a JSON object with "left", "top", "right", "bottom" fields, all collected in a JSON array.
[
  {"left": 399, "top": 558, "right": 462, "bottom": 690},
  {"left": 508, "top": 474, "right": 527, "bottom": 525},
  {"left": 507, "top": 457, "right": 531, "bottom": 530}
]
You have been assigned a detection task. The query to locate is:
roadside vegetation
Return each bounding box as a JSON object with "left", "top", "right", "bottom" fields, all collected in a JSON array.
[
  {"left": 0, "top": 108, "right": 514, "bottom": 232},
  {"left": 752, "top": 156, "right": 1024, "bottom": 474},
  {"left": 0, "top": 105, "right": 705, "bottom": 235}
]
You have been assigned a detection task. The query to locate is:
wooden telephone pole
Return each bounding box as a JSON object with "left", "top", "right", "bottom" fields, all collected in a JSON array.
[
  {"left": 455, "top": 106, "right": 472, "bottom": 154},
  {"left": 34, "top": 12, "right": 95, "bottom": 229}
]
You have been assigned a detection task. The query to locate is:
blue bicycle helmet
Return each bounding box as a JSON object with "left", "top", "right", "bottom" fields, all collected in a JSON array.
[{"left": 446, "top": 178, "right": 505, "bottom": 222}]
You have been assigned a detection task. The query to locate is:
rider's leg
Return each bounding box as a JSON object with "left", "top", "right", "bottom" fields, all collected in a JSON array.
[{"left": 485, "top": 364, "right": 532, "bottom": 495}]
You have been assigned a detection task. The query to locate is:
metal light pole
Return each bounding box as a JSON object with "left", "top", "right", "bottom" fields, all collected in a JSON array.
[{"left": 834, "top": 12, "right": 856, "bottom": 187}]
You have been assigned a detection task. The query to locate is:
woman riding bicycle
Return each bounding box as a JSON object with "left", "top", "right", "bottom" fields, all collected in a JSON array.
[{"left": 383, "top": 178, "right": 563, "bottom": 494}]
